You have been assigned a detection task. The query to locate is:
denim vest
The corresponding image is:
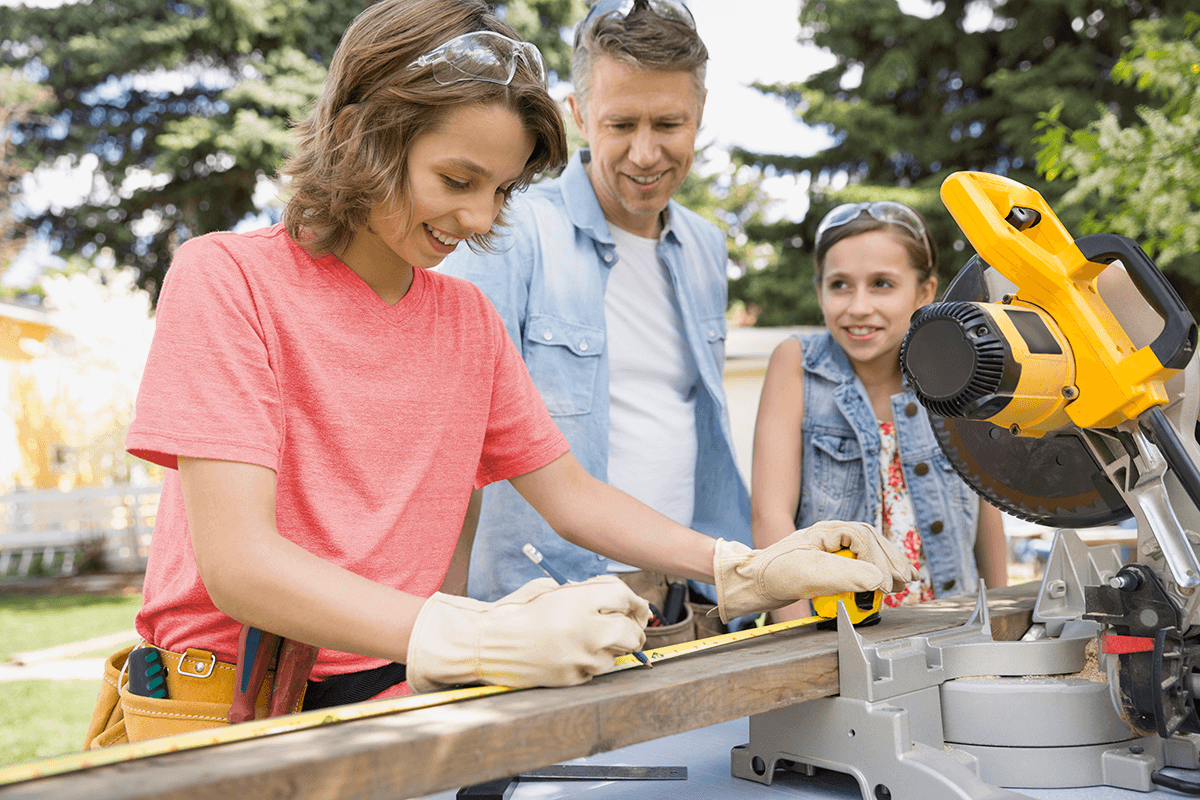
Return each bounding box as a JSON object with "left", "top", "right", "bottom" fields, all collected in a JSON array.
[
  {"left": 798, "top": 331, "right": 979, "bottom": 598},
  {"left": 440, "top": 151, "right": 751, "bottom": 602}
]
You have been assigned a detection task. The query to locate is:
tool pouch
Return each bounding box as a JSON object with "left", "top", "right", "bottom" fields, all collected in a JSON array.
[
  {"left": 643, "top": 601, "right": 694, "bottom": 649},
  {"left": 84, "top": 643, "right": 291, "bottom": 750}
]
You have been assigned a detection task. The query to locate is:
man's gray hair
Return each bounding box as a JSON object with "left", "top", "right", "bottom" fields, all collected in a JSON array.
[{"left": 571, "top": 5, "right": 707, "bottom": 121}]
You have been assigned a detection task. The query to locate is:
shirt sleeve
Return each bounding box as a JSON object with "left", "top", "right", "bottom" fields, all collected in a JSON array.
[{"left": 126, "top": 236, "right": 283, "bottom": 471}]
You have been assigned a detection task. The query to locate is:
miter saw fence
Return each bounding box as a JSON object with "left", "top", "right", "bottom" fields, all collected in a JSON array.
[{"left": 730, "top": 172, "right": 1200, "bottom": 798}]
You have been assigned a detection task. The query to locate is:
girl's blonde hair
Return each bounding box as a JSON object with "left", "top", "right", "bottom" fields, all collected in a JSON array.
[{"left": 282, "top": 0, "right": 568, "bottom": 256}]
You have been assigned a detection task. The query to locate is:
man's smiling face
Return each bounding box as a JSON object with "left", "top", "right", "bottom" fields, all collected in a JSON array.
[{"left": 570, "top": 55, "right": 703, "bottom": 238}]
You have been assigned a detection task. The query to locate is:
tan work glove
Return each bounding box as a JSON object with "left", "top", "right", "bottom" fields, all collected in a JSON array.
[
  {"left": 406, "top": 576, "right": 651, "bottom": 693},
  {"left": 714, "top": 520, "right": 918, "bottom": 623}
]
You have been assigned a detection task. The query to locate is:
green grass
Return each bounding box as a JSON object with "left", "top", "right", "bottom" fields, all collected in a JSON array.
[
  {"left": 1, "top": 680, "right": 102, "bottom": 764},
  {"left": 0, "top": 593, "right": 141, "bottom": 660},
  {"left": 1, "top": 593, "right": 142, "bottom": 765}
]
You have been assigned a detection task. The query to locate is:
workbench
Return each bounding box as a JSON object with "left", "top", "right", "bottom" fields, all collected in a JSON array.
[
  {"left": 9, "top": 582, "right": 1190, "bottom": 800},
  {"left": 418, "top": 717, "right": 1199, "bottom": 800}
]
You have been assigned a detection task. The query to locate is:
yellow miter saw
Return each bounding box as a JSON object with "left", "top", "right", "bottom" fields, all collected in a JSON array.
[
  {"left": 731, "top": 172, "right": 1200, "bottom": 798},
  {"left": 904, "top": 171, "right": 1200, "bottom": 739}
]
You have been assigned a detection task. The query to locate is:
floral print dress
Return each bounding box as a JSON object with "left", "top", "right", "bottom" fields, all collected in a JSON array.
[{"left": 876, "top": 421, "right": 935, "bottom": 607}]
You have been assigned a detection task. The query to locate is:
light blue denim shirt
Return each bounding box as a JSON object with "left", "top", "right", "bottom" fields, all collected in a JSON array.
[
  {"left": 797, "top": 331, "right": 980, "bottom": 598},
  {"left": 440, "top": 150, "right": 752, "bottom": 602}
]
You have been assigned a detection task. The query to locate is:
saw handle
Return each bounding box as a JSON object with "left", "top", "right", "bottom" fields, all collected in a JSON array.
[{"left": 1075, "top": 233, "right": 1197, "bottom": 371}]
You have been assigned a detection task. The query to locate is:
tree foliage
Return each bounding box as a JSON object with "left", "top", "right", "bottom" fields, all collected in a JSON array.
[
  {"left": 0, "top": 72, "right": 53, "bottom": 275},
  {"left": 730, "top": 0, "right": 1194, "bottom": 326},
  {"left": 1036, "top": 12, "right": 1200, "bottom": 288},
  {"left": 0, "top": 0, "right": 582, "bottom": 301}
]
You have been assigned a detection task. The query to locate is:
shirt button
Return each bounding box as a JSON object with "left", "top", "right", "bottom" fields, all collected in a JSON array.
[
  {"left": 930, "top": 520, "right": 944, "bottom": 534},
  {"left": 914, "top": 462, "right": 930, "bottom": 476},
  {"left": 905, "top": 402, "right": 919, "bottom": 417},
  {"left": 942, "top": 579, "right": 956, "bottom": 592},
  {"left": 579, "top": 340, "right": 588, "bottom": 351},
  {"left": 543, "top": 330, "right": 553, "bottom": 340}
]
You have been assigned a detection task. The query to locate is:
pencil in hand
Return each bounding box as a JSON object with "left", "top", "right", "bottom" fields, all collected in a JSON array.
[{"left": 522, "top": 543, "right": 653, "bottom": 668}]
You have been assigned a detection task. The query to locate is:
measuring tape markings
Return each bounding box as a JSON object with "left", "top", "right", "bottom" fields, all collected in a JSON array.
[{"left": 0, "top": 612, "right": 841, "bottom": 785}]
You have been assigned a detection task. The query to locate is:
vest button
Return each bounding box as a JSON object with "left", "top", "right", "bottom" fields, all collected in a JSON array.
[
  {"left": 930, "top": 520, "right": 944, "bottom": 534},
  {"left": 914, "top": 462, "right": 930, "bottom": 476},
  {"left": 942, "top": 579, "right": 957, "bottom": 592},
  {"left": 579, "top": 340, "right": 588, "bottom": 351},
  {"left": 543, "top": 330, "right": 553, "bottom": 340},
  {"left": 905, "top": 402, "right": 919, "bottom": 417}
]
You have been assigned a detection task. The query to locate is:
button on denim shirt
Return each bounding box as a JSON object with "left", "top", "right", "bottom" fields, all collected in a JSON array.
[
  {"left": 797, "top": 331, "right": 979, "bottom": 598},
  {"left": 440, "top": 150, "right": 752, "bottom": 602}
]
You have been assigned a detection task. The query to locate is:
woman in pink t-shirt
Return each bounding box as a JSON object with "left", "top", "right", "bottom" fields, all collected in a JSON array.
[{"left": 91, "top": 0, "right": 915, "bottom": 748}]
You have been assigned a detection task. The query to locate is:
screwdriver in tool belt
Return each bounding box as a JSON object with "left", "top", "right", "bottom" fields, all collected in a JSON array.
[
  {"left": 230, "top": 625, "right": 281, "bottom": 724},
  {"left": 522, "top": 543, "right": 653, "bottom": 668}
]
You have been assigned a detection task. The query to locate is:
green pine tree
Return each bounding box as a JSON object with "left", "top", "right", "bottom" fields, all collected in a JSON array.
[
  {"left": 0, "top": 0, "right": 585, "bottom": 301},
  {"left": 730, "top": 0, "right": 1194, "bottom": 326}
]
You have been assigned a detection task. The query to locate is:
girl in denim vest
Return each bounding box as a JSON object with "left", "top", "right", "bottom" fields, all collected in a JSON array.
[{"left": 750, "top": 202, "right": 1009, "bottom": 622}]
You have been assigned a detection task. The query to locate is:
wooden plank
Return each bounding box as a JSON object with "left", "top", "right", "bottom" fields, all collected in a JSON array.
[{"left": 3, "top": 582, "right": 1039, "bottom": 800}]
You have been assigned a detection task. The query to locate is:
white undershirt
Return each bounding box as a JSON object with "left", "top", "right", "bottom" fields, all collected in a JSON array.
[{"left": 604, "top": 224, "right": 699, "bottom": 571}]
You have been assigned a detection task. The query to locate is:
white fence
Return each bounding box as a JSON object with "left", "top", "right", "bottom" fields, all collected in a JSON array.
[{"left": 0, "top": 483, "right": 161, "bottom": 578}]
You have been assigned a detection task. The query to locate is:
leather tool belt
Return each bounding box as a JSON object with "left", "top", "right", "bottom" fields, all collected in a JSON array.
[{"left": 84, "top": 643, "right": 289, "bottom": 750}]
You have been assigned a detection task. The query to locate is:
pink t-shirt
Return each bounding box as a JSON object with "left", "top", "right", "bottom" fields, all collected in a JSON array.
[{"left": 127, "top": 225, "right": 569, "bottom": 677}]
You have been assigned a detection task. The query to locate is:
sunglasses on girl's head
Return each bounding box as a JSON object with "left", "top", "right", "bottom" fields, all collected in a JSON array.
[
  {"left": 409, "top": 31, "right": 547, "bottom": 88},
  {"left": 574, "top": 0, "right": 696, "bottom": 46},
  {"left": 815, "top": 201, "right": 933, "bottom": 268}
]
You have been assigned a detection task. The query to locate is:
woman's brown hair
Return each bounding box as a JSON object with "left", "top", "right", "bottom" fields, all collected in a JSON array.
[{"left": 281, "top": 0, "right": 568, "bottom": 256}]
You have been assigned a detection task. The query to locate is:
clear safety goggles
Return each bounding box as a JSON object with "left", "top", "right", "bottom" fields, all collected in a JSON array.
[
  {"left": 574, "top": 0, "right": 697, "bottom": 46},
  {"left": 408, "top": 31, "right": 547, "bottom": 88},
  {"left": 815, "top": 201, "right": 933, "bottom": 266}
]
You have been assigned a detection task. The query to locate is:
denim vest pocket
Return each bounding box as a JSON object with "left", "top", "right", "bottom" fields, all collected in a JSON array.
[
  {"left": 524, "top": 314, "right": 604, "bottom": 416},
  {"left": 803, "top": 432, "right": 868, "bottom": 523}
]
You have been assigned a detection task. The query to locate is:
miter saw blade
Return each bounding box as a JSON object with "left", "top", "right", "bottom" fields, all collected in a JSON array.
[{"left": 926, "top": 256, "right": 1133, "bottom": 527}]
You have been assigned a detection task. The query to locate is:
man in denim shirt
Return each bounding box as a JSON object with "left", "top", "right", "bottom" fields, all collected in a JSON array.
[{"left": 441, "top": 0, "right": 752, "bottom": 620}]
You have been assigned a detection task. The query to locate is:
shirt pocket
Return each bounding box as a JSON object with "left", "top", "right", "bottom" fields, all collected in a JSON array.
[
  {"left": 700, "top": 314, "right": 726, "bottom": 367},
  {"left": 523, "top": 314, "right": 605, "bottom": 417},
  {"left": 804, "top": 432, "right": 867, "bottom": 523}
]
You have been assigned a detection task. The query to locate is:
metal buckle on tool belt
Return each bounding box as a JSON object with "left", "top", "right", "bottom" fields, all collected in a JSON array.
[{"left": 177, "top": 648, "right": 217, "bottom": 679}]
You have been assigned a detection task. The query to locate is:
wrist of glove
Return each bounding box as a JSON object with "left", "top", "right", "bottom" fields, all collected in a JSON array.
[
  {"left": 406, "top": 576, "right": 651, "bottom": 693},
  {"left": 713, "top": 521, "right": 918, "bottom": 623}
]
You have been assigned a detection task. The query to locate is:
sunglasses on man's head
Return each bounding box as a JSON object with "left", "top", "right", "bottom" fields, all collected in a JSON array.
[{"left": 574, "top": 0, "right": 696, "bottom": 47}]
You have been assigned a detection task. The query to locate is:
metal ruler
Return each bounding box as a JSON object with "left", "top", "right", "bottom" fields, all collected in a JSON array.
[{"left": 0, "top": 610, "right": 845, "bottom": 786}]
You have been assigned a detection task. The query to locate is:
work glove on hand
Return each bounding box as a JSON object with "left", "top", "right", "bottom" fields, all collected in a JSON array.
[
  {"left": 714, "top": 521, "right": 918, "bottom": 623},
  {"left": 406, "top": 576, "right": 651, "bottom": 693}
]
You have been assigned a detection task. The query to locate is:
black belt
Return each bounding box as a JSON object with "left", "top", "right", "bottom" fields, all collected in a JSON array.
[{"left": 302, "top": 661, "right": 407, "bottom": 710}]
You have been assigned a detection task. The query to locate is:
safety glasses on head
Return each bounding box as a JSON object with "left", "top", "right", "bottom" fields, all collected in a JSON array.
[
  {"left": 409, "top": 31, "right": 547, "bottom": 88},
  {"left": 574, "top": 0, "right": 696, "bottom": 47},
  {"left": 815, "top": 201, "right": 932, "bottom": 267}
]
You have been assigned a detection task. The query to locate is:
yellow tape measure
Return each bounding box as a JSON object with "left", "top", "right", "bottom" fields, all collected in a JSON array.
[{"left": 0, "top": 564, "right": 883, "bottom": 786}]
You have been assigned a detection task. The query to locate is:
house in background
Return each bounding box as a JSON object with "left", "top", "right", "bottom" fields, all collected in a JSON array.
[{"left": 0, "top": 298, "right": 61, "bottom": 491}]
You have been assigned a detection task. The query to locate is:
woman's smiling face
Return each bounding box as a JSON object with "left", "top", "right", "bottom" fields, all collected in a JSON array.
[{"left": 817, "top": 229, "right": 937, "bottom": 372}]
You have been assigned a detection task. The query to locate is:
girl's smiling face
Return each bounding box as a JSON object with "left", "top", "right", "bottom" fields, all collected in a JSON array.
[{"left": 818, "top": 229, "right": 937, "bottom": 373}]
